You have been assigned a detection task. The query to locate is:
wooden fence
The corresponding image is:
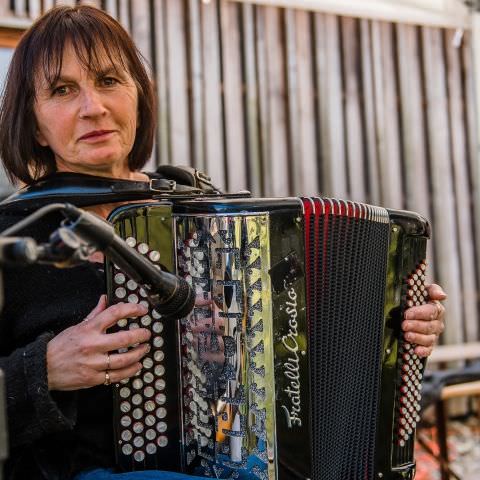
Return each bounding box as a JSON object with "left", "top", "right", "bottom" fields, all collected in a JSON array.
[{"left": 2, "top": 0, "right": 479, "bottom": 345}]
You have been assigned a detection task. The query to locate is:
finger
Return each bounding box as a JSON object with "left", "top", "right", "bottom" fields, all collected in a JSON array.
[
  {"left": 108, "top": 344, "right": 150, "bottom": 370},
  {"left": 99, "top": 362, "right": 143, "bottom": 386},
  {"left": 402, "top": 319, "right": 444, "bottom": 336},
  {"left": 404, "top": 303, "right": 440, "bottom": 320},
  {"left": 414, "top": 345, "right": 434, "bottom": 358},
  {"left": 426, "top": 283, "right": 447, "bottom": 301},
  {"left": 403, "top": 331, "right": 437, "bottom": 347},
  {"left": 91, "top": 302, "right": 149, "bottom": 332},
  {"left": 102, "top": 328, "right": 151, "bottom": 352},
  {"left": 84, "top": 295, "right": 108, "bottom": 322}
]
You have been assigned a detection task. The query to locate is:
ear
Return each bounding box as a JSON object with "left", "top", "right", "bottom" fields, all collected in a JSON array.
[{"left": 35, "top": 127, "right": 49, "bottom": 147}]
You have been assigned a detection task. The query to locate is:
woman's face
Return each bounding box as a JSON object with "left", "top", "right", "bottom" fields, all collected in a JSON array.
[{"left": 33, "top": 44, "right": 139, "bottom": 179}]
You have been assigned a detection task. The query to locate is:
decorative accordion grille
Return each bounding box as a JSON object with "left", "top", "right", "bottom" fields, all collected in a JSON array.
[{"left": 304, "top": 199, "right": 390, "bottom": 480}]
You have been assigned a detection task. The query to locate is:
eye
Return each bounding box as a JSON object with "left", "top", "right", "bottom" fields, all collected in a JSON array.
[
  {"left": 52, "top": 85, "right": 70, "bottom": 96},
  {"left": 100, "top": 77, "right": 119, "bottom": 87}
]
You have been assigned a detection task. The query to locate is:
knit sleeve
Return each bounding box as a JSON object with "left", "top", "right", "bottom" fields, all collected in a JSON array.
[{"left": 1, "top": 332, "right": 77, "bottom": 448}]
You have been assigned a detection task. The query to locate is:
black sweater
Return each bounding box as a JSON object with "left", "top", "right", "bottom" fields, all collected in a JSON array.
[{"left": 0, "top": 209, "right": 114, "bottom": 480}]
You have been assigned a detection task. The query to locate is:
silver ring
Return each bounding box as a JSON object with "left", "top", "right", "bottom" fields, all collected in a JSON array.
[{"left": 104, "top": 370, "right": 111, "bottom": 386}]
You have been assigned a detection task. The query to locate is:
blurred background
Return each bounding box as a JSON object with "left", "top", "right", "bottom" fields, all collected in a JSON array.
[{"left": 0, "top": 0, "right": 478, "bottom": 478}]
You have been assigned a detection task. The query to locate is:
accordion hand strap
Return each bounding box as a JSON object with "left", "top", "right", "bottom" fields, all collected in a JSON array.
[{"left": 0, "top": 169, "right": 221, "bottom": 213}]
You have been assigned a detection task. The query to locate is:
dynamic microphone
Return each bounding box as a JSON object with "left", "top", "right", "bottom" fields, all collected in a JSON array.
[{"left": 62, "top": 204, "right": 195, "bottom": 319}]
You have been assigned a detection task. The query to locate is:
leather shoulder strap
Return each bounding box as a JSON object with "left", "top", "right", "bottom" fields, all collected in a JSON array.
[{"left": 0, "top": 172, "right": 191, "bottom": 213}]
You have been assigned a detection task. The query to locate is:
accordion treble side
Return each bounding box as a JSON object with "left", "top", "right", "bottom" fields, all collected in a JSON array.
[{"left": 106, "top": 196, "right": 430, "bottom": 480}]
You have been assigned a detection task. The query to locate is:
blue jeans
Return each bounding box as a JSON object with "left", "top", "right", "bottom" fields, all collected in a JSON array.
[{"left": 74, "top": 469, "right": 206, "bottom": 480}]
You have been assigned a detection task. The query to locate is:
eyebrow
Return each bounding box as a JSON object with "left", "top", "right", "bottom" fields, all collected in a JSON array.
[{"left": 47, "top": 66, "right": 125, "bottom": 87}]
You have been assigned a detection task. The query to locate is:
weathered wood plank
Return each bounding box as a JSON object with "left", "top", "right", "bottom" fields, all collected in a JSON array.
[
  {"left": 188, "top": 0, "right": 205, "bottom": 172},
  {"left": 42, "top": 0, "right": 55, "bottom": 14},
  {"left": 14, "top": 0, "right": 26, "bottom": 17},
  {"left": 359, "top": 19, "right": 380, "bottom": 205},
  {"left": 29, "top": 0, "right": 41, "bottom": 19},
  {"left": 462, "top": 30, "right": 480, "bottom": 330},
  {"left": 105, "top": 0, "right": 119, "bottom": 20},
  {"left": 130, "top": 0, "right": 155, "bottom": 170},
  {"left": 166, "top": 0, "right": 191, "bottom": 166},
  {"left": 370, "top": 21, "right": 403, "bottom": 209},
  {"left": 445, "top": 29, "right": 478, "bottom": 342},
  {"left": 153, "top": 0, "right": 170, "bottom": 166},
  {"left": 220, "top": 0, "right": 247, "bottom": 192},
  {"left": 396, "top": 23, "right": 436, "bottom": 281},
  {"left": 118, "top": 0, "right": 131, "bottom": 34},
  {"left": 59, "top": 0, "right": 76, "bottom": 6},
  {"left": 284, "top": 9, "right": 298, "bottom": 193},
  {"left": 396, "top": 24, "right": 430, "bottom": 219},
  {"left": 289, "top": 9, "right": 318, "bottom": 196},
  {"left": 261, "top": 6, "right": 289, "bottom": 197},
  {"left": 341, "top": 16, "right": 366, "bottom": 202},
  {"left": 422, "top": 26, "right": 463, "bottom": 345},
  {"left": 242, "top": 2, "right": 262, "bottom": 196},
  {"left": 314, "top": 13, "right": 347, "bottom": 198},
  {"left": 201, "top": 0, "right": 225, "bottom": 189}
]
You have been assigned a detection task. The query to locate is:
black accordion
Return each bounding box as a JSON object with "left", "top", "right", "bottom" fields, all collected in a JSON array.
[{"left": 106, "top": 196, "right": 430, "bottom": 480}]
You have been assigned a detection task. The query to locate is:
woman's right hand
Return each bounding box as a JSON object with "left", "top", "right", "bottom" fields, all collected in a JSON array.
[{"left": 46, "top": 295, "right": 151, "bottom": 391}]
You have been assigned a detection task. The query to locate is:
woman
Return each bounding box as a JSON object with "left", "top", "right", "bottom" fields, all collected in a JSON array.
[{"left": 0, "top": 5, "right": 446, "bottom": 480}]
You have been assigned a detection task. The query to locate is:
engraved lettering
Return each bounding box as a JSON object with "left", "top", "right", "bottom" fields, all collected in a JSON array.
[{"left": 280, "top": 286, "right": 303, "bottom": 428}]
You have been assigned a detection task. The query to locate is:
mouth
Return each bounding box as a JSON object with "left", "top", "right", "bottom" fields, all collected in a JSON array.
[{"left": 78, "top": 130, "right": 115, "bottom": 141}]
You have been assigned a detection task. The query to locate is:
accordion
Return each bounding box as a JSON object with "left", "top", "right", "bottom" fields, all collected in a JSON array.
[{"left": 106, "top": 196, "right": 430, "bottom": 480}]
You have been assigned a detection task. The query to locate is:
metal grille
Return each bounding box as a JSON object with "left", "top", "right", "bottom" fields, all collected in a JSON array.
[{"left": 306, "top": 202, "right": 390, "bottom": 480}]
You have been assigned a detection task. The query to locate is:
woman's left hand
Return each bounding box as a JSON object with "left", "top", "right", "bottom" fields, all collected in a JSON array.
[{"left": 402, "top": 283, "right": 447, "bottom": 358}]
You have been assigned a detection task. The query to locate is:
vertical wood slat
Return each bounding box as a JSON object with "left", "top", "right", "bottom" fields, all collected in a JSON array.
[
  {"left": 445, "top": 30, "right": 478, "bottom": 342},
  {"left": 220, "top": 0, "right": 247, "bottom": 192},
  {"left": 260, "top": 6, "right": 289, "bottom": 197},
  {"left": 29, "top": 0, "right": 41, "bottom": 19},
  {"left": 242, "top": 2, "right": 262, "bottom": 196},
  {"left": 422, "top": 26, "right": 463, "bottom": 345},
  {"left": 153, "top": 0, "right": 170, "bottom": 166},
  {"left": 371, "top": 21, "right": 403, "bottom": 209},
  {"left": 285, "top": 9, "right": 318, "bottom": 196},
  {"left": 58, "top": 0, "right": 76, "bottom": 5},
  {"left": 284, "top": 8, "right": 298, "bottom": 194},
  {"left": 14, "top": 0, "right": 26, "bottom": 17},
  {"left": 201, "top": 0, "right": 225, "bottom": 189},
  {"left": 104, "top": 0, "right": 118, "bottom": 19},
  {"left": 396, "top": 23, "right": 436, "bottom": 281},
  {"left": 118, "top": 0, "right": 131, "bottom": 34},
  {"left": 341, "top": 17, "right": 366, "bottom": 203},
  {"left": 130, "top": 0, "right": 155, "bottom": 171},
  {"left": 463, "top": 31, "right": 480, "bottom": 318},
  {"left": 314, "top": 13, "right": 347, "bottom": 198},
  {"left": 166, "top": 0, "right": 191, "bottom": 166},
  {"left": 359, "top": 19, "right": 381, "bottom": 205},
  {"left": 42, "top": 0, "right": 55, "bottom": 13},
  {"left": 188, "top": 0, "right": 205, "bottom": 172}
]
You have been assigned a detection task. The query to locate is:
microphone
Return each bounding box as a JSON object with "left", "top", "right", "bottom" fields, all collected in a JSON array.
[{"left": 62, "top": 204, "right": 195, "bottom": 319}]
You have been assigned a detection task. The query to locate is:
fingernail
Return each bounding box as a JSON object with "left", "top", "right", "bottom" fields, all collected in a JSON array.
[
  {"left": 404, "top": 311, "right": 412, "bottom": 320},
  {"left": 144, "top": 344, "right": 151, "bottom": 353}
]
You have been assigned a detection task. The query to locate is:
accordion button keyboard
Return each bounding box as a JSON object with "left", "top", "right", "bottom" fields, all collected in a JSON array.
[
  {"left": 122, "top": 444, "right": 133, "bottom": 456},
  {"left": 137, "top": 243, "right": 149, "bottom": 254},
  {"left": 133, "top": 451, "right": 145, "bottom": 462},
  {"left": 132, "top": 408, "right": 143, "bottom": 420},
  {"left": 115, "top": 287, "right": 126, "bottom": 299},
  {"left": 126, "top": 237, "right": 136, "bottom": 248},
  {"left": 157, "top": 436, "right": 168, "bottom": 448},
  {"left": 114, "top": 273, "right": 126, "bottom": 284}
]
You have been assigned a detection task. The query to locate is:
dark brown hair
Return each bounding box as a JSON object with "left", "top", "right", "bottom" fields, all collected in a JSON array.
[{"left": 0, "top": 5, "right": 156, "bottom": 185}]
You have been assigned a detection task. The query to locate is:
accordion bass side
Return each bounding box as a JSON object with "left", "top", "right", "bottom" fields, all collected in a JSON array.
[{"left": 106, "top": 196, "right": 430, "bottom": 480}]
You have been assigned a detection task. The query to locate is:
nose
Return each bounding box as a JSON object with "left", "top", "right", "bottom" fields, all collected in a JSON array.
[{"left": 78, "top": 87, "right": 107, "bottom": 119}]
